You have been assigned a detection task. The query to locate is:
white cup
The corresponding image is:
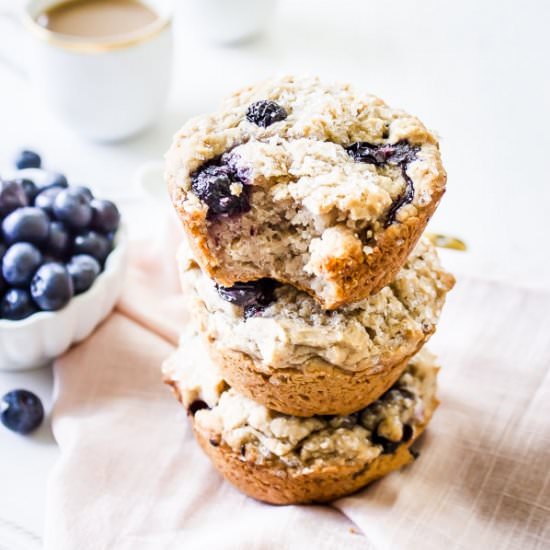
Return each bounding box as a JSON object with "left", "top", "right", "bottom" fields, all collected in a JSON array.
[
  {"left": 0, "top": 0, "right": 173, "bottom": 142},
  {"left": 185, "top": 0, "right": 278, "bottom": 45}
]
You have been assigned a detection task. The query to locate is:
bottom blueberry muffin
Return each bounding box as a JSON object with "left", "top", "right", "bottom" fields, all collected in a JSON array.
[{"left": 163, "top": 335, "right": 439, "bottom": 505}]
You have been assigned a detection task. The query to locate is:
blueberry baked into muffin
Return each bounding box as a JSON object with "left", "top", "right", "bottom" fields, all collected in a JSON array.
[
  {"left": 165, "top": 76, "right": 447, "bottom": 309},
  {"left": 163, "top": 337, "right": 439, "bottom": 505},
  {"left": 177, "top": 239, "right": 453, "bottom": 416}
]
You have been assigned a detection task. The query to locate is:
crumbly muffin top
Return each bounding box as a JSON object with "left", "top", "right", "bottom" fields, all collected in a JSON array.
[
  {"left": 178, "top": 239, "right": 454, "bottom": 373},
  {"left": 163, "top": 337, "right": 438, "bottom": 472},
  {"left": 165, "top": 75, "right": 445, "bottom": 230}
]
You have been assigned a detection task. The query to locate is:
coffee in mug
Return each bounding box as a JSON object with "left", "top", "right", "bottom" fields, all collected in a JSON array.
[{"left": 36, "top": 0, "right": 158, "bottom": 39}]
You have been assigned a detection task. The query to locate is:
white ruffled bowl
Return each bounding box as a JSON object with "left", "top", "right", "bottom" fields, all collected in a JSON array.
[{"left": 0, "top": 228, "right": 128, "bottom": 371}]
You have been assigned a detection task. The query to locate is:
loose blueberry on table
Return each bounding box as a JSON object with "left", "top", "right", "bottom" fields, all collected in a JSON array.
[
  {"left": 0, "top": 149, "right": 121, "bottom": 320},
  {"left": 1, "top": 389, "right": 44, "bottom": 434}
]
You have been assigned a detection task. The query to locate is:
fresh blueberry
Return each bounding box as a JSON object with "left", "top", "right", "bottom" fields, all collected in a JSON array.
[
  {"left": 216, "top": 278, "right": 278, "bottom": 318},
  {"left": 191, "top": 163, "right": 250, "bottom": 219},
  {"left": 2, "top": 243, "right": 43, "bottom": 287},
  {"left": 30, "top": 262, "right": 73, "bottom": 311},
  {"left": 0, "top": 244, "right": 5, "bottom": 294},
  {"left": 0, "top": 288, "right": 37, "bottom": 320},
  {"left": 14, "top": 169, "right": 68, "bottom": 192},
  {"left": 73, "top": 230, "right": 111, "bottom": 263},
  {"left": 2, "top": 207, "right": 50, "bottom": 245},
  {"left": 37, "top": 172, "right": 68, "bottom": 191},
  {"left": 53, "top": 188, "right": 93, "bottom": 229},
  {"left": 0, "top": 179, "right": 28, "bottom": 218},
  {"left": 67, "top": 254, "right": 101, "bottom": 294},
  {"left": 246, "top": 100, "right": 288, "bottom": 128},
  {"left": 1, "top": 390, "right": 44, "bottom": 434},
  {"left": 15, "top": 150, "right": 41, "bottom": 170},
  {"left": 15, "top": 178, "right": 39, "bottom": 203},
  {"left": 34, "top": 187, "right": 62, "bottom": 216},
  {"left": 44, "top": 221, "right": 71, "bottom": 259},
  {"left": 90, "top": 199, "right": 120, "bottom": 233},
  {"left": 72, "top": 185, "right": 93, "bottom": 201}
]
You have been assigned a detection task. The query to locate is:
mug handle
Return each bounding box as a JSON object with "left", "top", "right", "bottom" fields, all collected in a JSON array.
[{"left": 0, "top": 7, "right": 27, "bottom": 78}]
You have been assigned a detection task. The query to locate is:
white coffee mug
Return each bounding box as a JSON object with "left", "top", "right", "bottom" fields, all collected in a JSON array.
[
  {"left": 0, "top": 0, "right": 173, "bottom": 142},
  {"left": 184, "top": 0, "right": 278, "bottom": 44}
]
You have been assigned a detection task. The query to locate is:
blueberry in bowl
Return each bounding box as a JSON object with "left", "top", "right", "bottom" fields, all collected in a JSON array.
[
  {"left": 73, "top": 230, "right": 112, "bottom": 264},
  {"left": 0, "top": 288, "right": 37, "bottom": 321},
  {"left": 0, "top": 179, "right": 28, "bottom": 218},
  {"left": 16, "top": 178, "right": 39, "bottom": 203},
  {"left": 44, "top": 221, "right": 71, "bottom": 259},
  {"left": 2, "top": 206, "right": 50, "bottom": 245},
  {"left": 0, "top": 152, "right": 128, "bottom": 371},
  {"left": 53, "top": 187, "right": 93, "bottom": 229},
  {"left": 67, "top": 255, "right": 101, "bottom": 294},
  {"left": 90, "top": 198, "right": 121, "bottom": 233},
  {"left": 1, "top": 243, "right": 43, "bottom": 287},
  {"left": 14, "top": 150, "right": 41, "bottom": 170},
  {"left": 33, "top": 186, "right": 58, "bottom": 212},
  {"left": 30, "top": 262, "right": 74, "bottom": 311}
]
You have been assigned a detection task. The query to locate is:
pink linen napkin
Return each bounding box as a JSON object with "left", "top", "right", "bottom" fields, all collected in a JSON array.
[
  {"left": 43, "top": 228, "right": 367, "bottom": 550},
  {"left": 44, "top": 226, "right": 550, "bottom": 549}
]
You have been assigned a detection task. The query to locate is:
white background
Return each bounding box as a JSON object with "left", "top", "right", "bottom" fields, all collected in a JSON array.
[{"left": 0, "top": 0, "right": 549, "bottom": 542}]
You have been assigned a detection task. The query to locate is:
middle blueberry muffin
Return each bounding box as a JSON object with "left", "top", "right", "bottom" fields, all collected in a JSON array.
[{"left": 178, "top": 239, "right": 454, "bottom": 416}]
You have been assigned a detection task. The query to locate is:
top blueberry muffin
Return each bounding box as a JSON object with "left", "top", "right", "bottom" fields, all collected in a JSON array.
[{"left": 165, "top": 76, "right": 446, "bottom": 309}]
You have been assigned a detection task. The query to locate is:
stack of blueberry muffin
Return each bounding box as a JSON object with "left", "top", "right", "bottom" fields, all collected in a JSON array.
[{"left": 163, "top": 76, "right": 454, "bottom": 504}]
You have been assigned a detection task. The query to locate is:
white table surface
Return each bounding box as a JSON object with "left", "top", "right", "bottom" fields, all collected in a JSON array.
[{"left": 0, "top": 0, "right": 549, "bottom": 544}]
